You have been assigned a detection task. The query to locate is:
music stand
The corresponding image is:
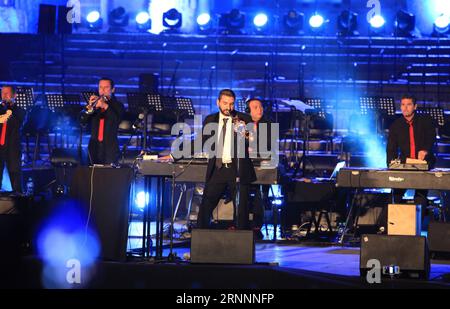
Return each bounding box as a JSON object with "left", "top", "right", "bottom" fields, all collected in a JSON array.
[
  {"left": 235, "top": 98, "right": 247, "bottom": 113},
  {"left": 15, "top": 87, "right": 34, "bottom": 111},
  {"left": 81, "top": 91, "right": 96, "bottom": 104},
  {"left": 175, "top": 97, "right": 195, "bottom": 118},
  {"left": 45, "top": 94, "right": 65, "bottom": 112}
]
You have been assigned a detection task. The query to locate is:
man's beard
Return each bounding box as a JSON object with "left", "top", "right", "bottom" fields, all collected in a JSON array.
[{"left": 220, "top": 107, "right": 231, "bottom": 116}]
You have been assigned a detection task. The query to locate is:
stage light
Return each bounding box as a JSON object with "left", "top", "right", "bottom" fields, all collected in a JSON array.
[
  {"left": 309, "top": 14, "right": 324, "bottom": 29},
  {"left": 86, "top": 11, "right": 103, "bottom": 31},
  {"left": 220, "top": 9, "right": 246, "bottom": 35},
  {"left": 136, "top": 12, "right": 151, "bottom": 32},
  {"left": 283, "top": 9, "right": 304, "bottom": 35},
  {"left": 108, "top": 6, "right": 129, "bottom": 32},
  {"left": 135, "top": 191, "right": 149, "bottom": 209},
  {"left": 433, "top": 14, "right": 450, "bottom": 37},
  {"left": 197, "top": 13, "right": 211, "bottom": 26},
  {"left": 395, "top": 10, "right": 416, "bottom": 37},
  {"left": 337, "top": 10, "right": 358, "bottom": 36},
  {"left": 369, "top": 15, "right": 385, "bottom": 36},
  {"left": 253, "top": 13, "right": 268, "bottom": 28},
  {"left": 197, "top": 13, "right": 213, "bottom": 33},
  {"left": 163, "top": 8, "right": 182, "bottom": 32},
  {"left": 369, "top": 15, "right": 385, "bottom": 28}
]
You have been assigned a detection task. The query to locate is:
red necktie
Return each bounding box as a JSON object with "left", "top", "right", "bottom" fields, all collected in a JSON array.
[
  {"left": 98, "top": 109, "right": 105, "bottom": 142},
  {"left": 407, "top": 120, "right": 416, "bottom": 159},
  {"left": 0, "top": 122, "right": 7, "bottom": 146}
]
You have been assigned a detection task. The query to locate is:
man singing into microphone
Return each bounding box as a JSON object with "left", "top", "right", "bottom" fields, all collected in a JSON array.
[
  {"left": 0, "top": 85, "right": 25, "bottom": 193},
  {"left": 80, "top": 78, "right": 124, "bottom": 165}
]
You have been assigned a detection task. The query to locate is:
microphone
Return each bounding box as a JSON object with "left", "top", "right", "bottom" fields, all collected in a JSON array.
[{"left": 132, "top": 113, "right": 145, "bottom": 130}]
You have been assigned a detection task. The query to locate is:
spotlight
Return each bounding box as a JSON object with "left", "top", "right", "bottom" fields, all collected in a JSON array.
[
  {"left": 369, "top": 15, "right": 385, "bottom": 35},
  {"left": 135, "top": 191, "right": 149, "bottom": 209},
  {"left": 220, "top": 9, "right": 246, "bottom": 35},
  {"left": 136, "top": 12, "right": 151, "bottom": 32},
  {"left": 283, "top": 9, "right": 304, "bottom": 35},
  {"left": 309, "top": 14, "right": 324, "bottom": 29},
  {"left": 86, "top": 11, "right": 103, "bottom": 31},
  {"left": 253, "top": 13, "right": 269, "bottom": 33},
  {"left": 337, "top": 10, "right": 358, "bottom": 36},
  {"left": 433, "top": 14, "right": 450, "bottom": 37},
  {"left": 394, "top": 10, "right": 415, "bottom": 37},
  {"left": 108, "top": 7, "right": 129, "bottom": 33},
  {"left": 163, "top": 8, "right": 182, "bottom": 32},
  {"left": 197, "top": 13, "right": 213, "bottom": 33}
]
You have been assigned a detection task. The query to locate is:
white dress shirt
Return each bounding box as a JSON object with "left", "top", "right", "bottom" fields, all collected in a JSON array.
[{"left": 218, "top": 112, "right": 232, "bottom": 163}]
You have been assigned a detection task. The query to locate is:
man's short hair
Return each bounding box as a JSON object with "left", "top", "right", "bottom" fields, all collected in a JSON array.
[
  {"left": 99, "top": 77, "right": 115, "bottom": 89},
  {"left": 218, "top": 89, "right": 236, "bottom": 101},
  {"left": 401, "top": 94, "right": 417, "bottom": 105},
  {"left": 1, "top": 85, "right": 16, "bottom": 95}
]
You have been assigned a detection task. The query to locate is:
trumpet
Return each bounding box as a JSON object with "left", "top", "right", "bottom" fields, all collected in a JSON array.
[{"left": 85, "top": 95, "right": 108, "bottom": 114}]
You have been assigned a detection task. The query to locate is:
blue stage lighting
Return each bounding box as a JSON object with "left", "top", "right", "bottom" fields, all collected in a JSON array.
[
  {"left": 197, "top": 13, "right": 211, "bottom": 26},
  {"left": 433, "top": 14, "right": 450, "bottom": 36},
  {"left": 136, "top": 12, "right": 150, "bottom": 25},
  {"left": 136, "top": 12, "right": 151, "bottom": 32},
  {"left": 309, "top": 14, "right": 324, "bottom": 29},
  {"left": 253, "top": 13, "right": 268, "bottom": 28},
  {"left": 86, "top": 11, "right": 100, "bottom": 23},
  {"left": 86, "top": 11, "right": 102, "bottom": 31},
  {"left": 369, "top": 15, "right": 385, "bottom": 28},
  {"left": 135, "top": 191, "right": 149, "bottom": 209}
]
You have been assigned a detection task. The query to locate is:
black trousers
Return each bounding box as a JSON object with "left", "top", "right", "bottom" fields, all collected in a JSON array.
[
  {"left": 0, "top": 148, "right": 22, "bottom": 193},
  {"left": 197, "top": 166, "right": 250, "bottom": 230},
  {"left": 393, "top": 189, "right": 428, "bottom": 220},
  {"left": 88, "top": 141, "right": 118, "bottom": 165}
]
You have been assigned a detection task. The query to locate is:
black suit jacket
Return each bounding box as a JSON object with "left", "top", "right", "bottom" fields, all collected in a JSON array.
[
  {"left": 202, "top": 111, "right": 256, "bottom": 184},
  {"left": 80, "top": 96, "right": 124, "bottom": 164},
  {"left": 387, "top": 114, "right": 436, "bottom": 166},
  {"left": 0, "top": 103, "right": 25, "bottom": 157}
]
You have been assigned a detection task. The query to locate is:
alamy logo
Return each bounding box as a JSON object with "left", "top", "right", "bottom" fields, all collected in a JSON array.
[
  {"left": 366, "top": 0, "right": 381, "bottom": 23},
  {"left": 366, "top": 259, "right": 381, "bottom": 284},
  {"left": 66, "top": 0, "right": 81, "bottom": 24},
  {"left": 66, "top": 259, "right": 81, "bottom": 284}
]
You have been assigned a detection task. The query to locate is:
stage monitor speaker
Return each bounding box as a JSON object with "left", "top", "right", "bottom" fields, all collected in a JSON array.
[
  {"left": 428, "top": 222, "right": 450, "bottom": 253},
  {"left": 38, "top": 4, "right": 56, "bottom": 34},
  {"left": 360, "top": 234, "right": 430, "bottom": 280},
  {"left": 139, "top": 73, "right": 159, "bottom": 94},
  {"left": 191, "top": 229, "right": 254, "bottom": 264},
  {"left": 70, "top": 167, "right": 134, "bottom": 262}
]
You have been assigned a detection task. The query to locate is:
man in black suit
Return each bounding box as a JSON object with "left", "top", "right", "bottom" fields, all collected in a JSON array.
[
  {"left": 0, "top": 85, "right": 25, "bottom": 193},
  {"left": 246, "top": 98, "right": 276, "bottom": 238},
  {"left": 197, "top": 89, "right": 256, "bottom": 230},
  {"left": 387, "top": 94, "right": 436, "bottom": 214},
  {"left": 80, "top": 78, "right": 124, "bottom": 165}
]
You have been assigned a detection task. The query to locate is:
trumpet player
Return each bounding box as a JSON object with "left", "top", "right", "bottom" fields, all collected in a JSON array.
[
  {"left": 0, "top": 85, "right": 25, "bottom": 193},
  {"left": 80, "top": 78, "right": 124, "bottom": 165}
]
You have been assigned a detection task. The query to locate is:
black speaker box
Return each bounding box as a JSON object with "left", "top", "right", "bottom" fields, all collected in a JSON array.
[
  {"left": 38, "top": 4, "right": 56, "bottom": 34},
  {"left": 360, "top": 234, "right": 430, "bottom": 279},
  {"left": 70, "top": 167, "right": 134, "bottom": 262},
  {"left": 57, "top": 5, "right": 73, "bottom": 34},
  {"left": 191, "top": 229, "right": 254, "bottom": 264},
  {"left": 428, "top": 222, "right": 450, "bottom": 253}
]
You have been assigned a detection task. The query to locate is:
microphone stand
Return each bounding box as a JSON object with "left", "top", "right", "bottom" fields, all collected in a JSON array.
[{"left": 168, "top": 60, "right": 181, "bottom": 97}]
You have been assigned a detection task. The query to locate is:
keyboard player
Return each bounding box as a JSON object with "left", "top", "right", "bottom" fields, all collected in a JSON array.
[{"left": 386, "top": 94, "right": 436, "bottom": 219}]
